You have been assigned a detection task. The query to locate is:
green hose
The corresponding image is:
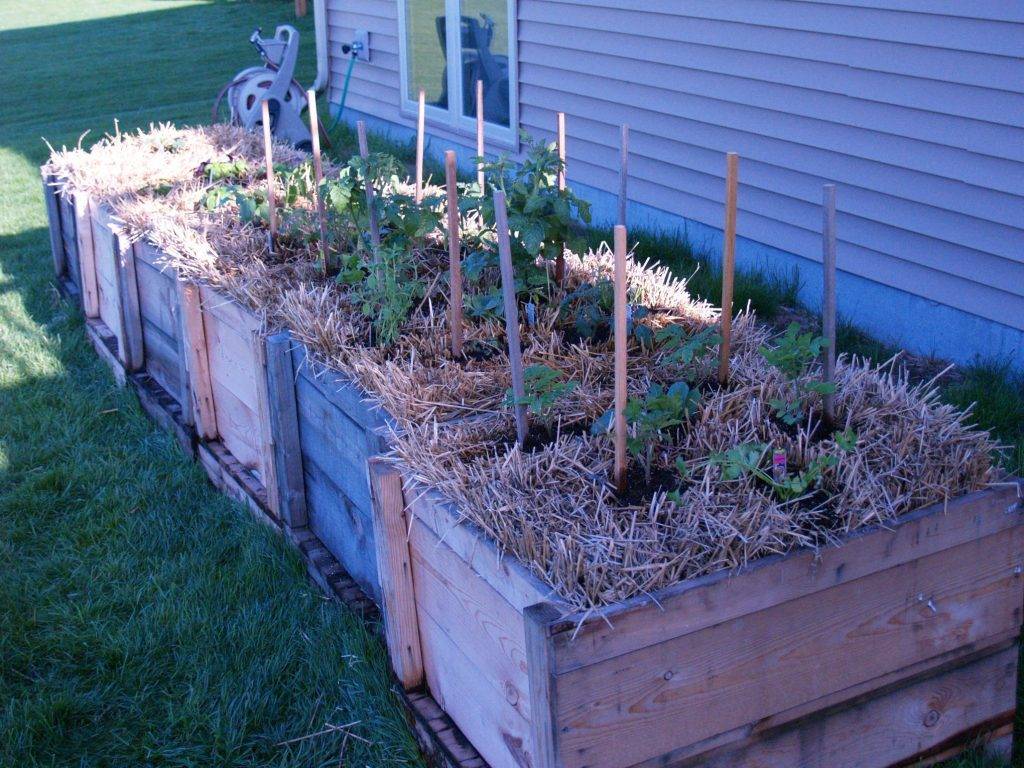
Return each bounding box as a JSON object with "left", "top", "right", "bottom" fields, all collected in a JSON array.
[{"left": 328, "top": 52, "right": 358, "bottom": 133}]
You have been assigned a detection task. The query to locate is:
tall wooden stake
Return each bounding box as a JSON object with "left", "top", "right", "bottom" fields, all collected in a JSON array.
[
  {"left": 618, "top": 124, "right": 629, "bottom": 227},
  {"left": 445, "top": 151, "right": 464, "bottom": 358},
  {"left": 307, "top": 89, "right": 329, "bottom": 276},
  {"left": 822, "top": 184, "right": 838, "bottom": 424},
  {"left": 415, "top": 88, "right": 425, "bottom": 204},
  {"left": 717, "top": 152, "right": 739, "bottom": 386},
  {"left": 555, "top": 111, "right": 567, "bottom": 284},
  {"left": 495, "top": 189, "right": 528, "bottom": 447},
  {"left": 476, "top": 79, "right": 486, "bottom": 191},
  {"left": 356, "top": 120, "right": 381, "bottom": 250},
  {"left": 613, "top": 224, "right": 629, "bottom": 493},
  {"left": 261, "top": 99, "right": 278, "bottom": 253}
]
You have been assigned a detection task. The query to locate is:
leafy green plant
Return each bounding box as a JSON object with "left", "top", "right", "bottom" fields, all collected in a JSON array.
[
  {"left": 205, "top": 159, "right": 250, "bottom": 182},
  {"left": 559, "top": 280, "right": 653, "bottom": 347},
  {"left": 656, "top": 324, "right": 722, "bottom": 370},
  {"left": 506, "top": 364, "right": 576, "bottom": 419},
  {"left": 761, "top": 322, "right": 837, "bottom": 426},
  {"left": 351, "top": 243, "right": 423, "bottom": 347},
  {"left": 465, "top": 134, "right": 591, "bottom": 272},
  {"left": 592, "top": 381, "right": 701, "bottom": 483},
  {"left": 464, "top": 291, "right": 503, "bottom": 320}
]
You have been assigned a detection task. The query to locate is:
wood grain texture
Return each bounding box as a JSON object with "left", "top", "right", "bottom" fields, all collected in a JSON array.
[
  {"left": 717, "top": 152, "right": 738, "bottom": 385},
  {"left": 612, "top": 224, "right": 628, "bottom": 491},
  {"left": 495, "top": 190, "right": 528, "bottom": 446},
  {"left": 415, "top": 89, "right": 425, "bottom": 203},
  {"left": 261, "top": 99, "right": 278, "bottom": 241},
  {"left": 41, "top": 171, "right": 66, "bottom": 278},
  {"left": 552, "top": 483, "right": 1022, "bottom": 670},
  {"left": 265, "top": 331, "right": 308, "bottom": 528},
  {"left": 114, "top": 236, "right": 145, "bottom": 371},
  {"left": 523, "top": 602, "right": 562, "bottom": 768},
  {"left": 73, "top": 191, "right": 100, "bottom": 318},
  {"left": 445, "top": 151, "right": 464, "bottom": 357},
  {"left": 307, "top": 89, "right": 329, "bottom": 274},
  {"left": 178, "top": 280, "right": 217, "bottom": 440},
  {"left": 667, "top": 643, "right": 1018, "bottom": 768},
  {"left": 551, "top": 525, "right": 1024, "bottom": 768},
  {"left": 89, "top": 206, "right": 124, "bottom": 350},
  {"left": 369, "top": 458, "right": 424, "bottom": 689},
  {"left": 410, "top": 518, "right": 531, "bottom": 720},
  {"left": 617, "top": 124, "right": 629, "bottom": 227},
  {"left": 58, "top": 191, "right": 81, "bottom": 292}
]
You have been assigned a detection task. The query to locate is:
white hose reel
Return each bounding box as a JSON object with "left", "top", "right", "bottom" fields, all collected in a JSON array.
[{"left": 222, "top": 25, "right": 313, "bottom": 151}]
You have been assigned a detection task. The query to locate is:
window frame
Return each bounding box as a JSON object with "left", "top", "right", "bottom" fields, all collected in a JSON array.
[{"left": 396, "top": 0, "right": 519, "bottom": 149}]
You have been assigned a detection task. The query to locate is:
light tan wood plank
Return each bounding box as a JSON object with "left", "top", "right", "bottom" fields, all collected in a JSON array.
[
  {"left": 178, "top": 281, "right": 217, "bottom": 440},
  {"left": 73, "top": 191, "right": 99, "bottom": 318},
  {"left": 553, "top": 525, "right": 1024, "bottom": 768}
]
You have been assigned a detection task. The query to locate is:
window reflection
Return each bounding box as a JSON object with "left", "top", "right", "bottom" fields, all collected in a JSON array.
[
  {"left": 406, "top": 0, "right": 448, "bottom": 109},
  {"left": 459, "top": 0, "right": 510, "bottom": 127}
]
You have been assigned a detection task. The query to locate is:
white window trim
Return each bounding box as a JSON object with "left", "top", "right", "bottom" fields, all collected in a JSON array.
[{"left": 396, "top": 0, "right": 520, "bottom": 151}]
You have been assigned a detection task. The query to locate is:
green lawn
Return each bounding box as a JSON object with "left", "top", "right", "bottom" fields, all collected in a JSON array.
[{"left": 0, "top": 2, "right": 424, "bottom": 766}]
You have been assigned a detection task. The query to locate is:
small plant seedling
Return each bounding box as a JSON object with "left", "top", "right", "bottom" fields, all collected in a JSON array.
[
  {"left": 593, "top": 381, "right": 701, "bottom": 483},
  {"left": 505, "top": 364, "right": 576, "bottom": 419},
  {"left": 656, "top": 324, "right": 722, "bottom": 368},
  {"left": 761, "top": 322, "right": 830, "bottom": 378},
  {"left": 464, "top": 291, "right": 504, "bottom": 320},
  {"left": 707, "top": 440, "right": 849, "bottom": 502},
  {"left": 561, "top": 280, "right": 654, "bottom": 347},
  {"left": 352, "top": 243, "right": 424, "bottom": 347}
]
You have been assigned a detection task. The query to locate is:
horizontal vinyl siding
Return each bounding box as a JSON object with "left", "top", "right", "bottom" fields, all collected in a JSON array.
[{"left": 326, "top": 0, "right": 1024, "bottom": 333}]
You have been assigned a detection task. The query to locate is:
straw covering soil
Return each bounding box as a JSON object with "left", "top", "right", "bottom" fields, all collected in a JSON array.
[{"left": 47, "top": 125, "right": 1001, "bottom": 612}]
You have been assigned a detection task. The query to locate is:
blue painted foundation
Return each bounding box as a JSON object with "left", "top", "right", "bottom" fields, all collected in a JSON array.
[{"left": 338, "top": 107, "right": 1023, "bottom": 369}]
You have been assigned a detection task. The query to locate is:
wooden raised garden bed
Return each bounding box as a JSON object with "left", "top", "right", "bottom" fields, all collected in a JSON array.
[{"left": 372, "top": 467, "right": 1023, "bottom": 768}]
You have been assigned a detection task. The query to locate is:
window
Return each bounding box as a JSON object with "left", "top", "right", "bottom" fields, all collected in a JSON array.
[{"left": 398, "top": 0, "right": 517, "bottom": 144}]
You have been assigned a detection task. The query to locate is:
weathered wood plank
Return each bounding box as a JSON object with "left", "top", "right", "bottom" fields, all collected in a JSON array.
[
  {"left": 58, "top": 191, "right": 80, "bottom": 291},
  {"left": 291, "top": 345, "right": 393, "bottom": 434},
  {"left": 419, "top": 607, "right": 535, "bottom": 768},
  {"left": 551, "top": 525, "right": 1024, "bottom": 768},
  {"left": 668, "top": 643, "right": 1018, "bottom": 768},
  {"left": 133, "top": 245, "right": 180, "bottom": 340},
  {"left": 302, "top": 465, "right": 380, "bottom": 602},
  {"left": 294, "top": 372, "right": 375, "bottom": 513},
  {"left": 369, "top": 458, "right": 424, "bottom": 689},
  {"left": 113, "top": 236, "right": 144, "bottom": 371},
  {"left": 406, "top": 487, "right": 553, "bottom": 613},
  {"left": 523, "top": 602, "right": 561, "bottom": 768},
  {"left": 409, "top": 517, "right": 530, "bottom": 720},
  {"left": 41, "top": 171, "right": 66, "bottom": 278},
  {"left": 553, "top": 483, "right": 1022, "bottom": 671},
  {"left": 140, "top": 318, "right": 184, "bottom": 405},
  {"left": 73, "top": 191, "right": 100, "bottom": 318},
  {"left": 209, "top": 373, "right": 262, "bottom": 471},
  {"left": 178, "top": 281, "right": 217, "bottom": 440},
  {"left": 251, "top": 326, "right": 279, "bottom": 517},
  {"left": 84, "top": 317, "right": 127, "bottom": 387},
  {"left": 199, "top": 286, "right": 262, "bottom": 411},
  {"left": 265, "top": 331, "right": 307, "bottom": 528},
  {"left": 89, "top": 206, "right": 124, "bottom": 350}
]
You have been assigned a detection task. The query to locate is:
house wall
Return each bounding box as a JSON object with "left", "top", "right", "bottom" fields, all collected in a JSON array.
[{"left": 324, "top": 0, "right": 1024, "bottom": 365}]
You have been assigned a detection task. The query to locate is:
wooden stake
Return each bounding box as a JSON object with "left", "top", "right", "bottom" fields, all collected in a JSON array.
[
  {"left": 822, "top": 184, "right": 838, "bottom": 424},
  {"left": 307, "top": 89, "right": 329, "bottom": 276},
  {"left": 294, "top": 0, "right": 307, "bottom": 17},
  {"left": 495, "top": 189, "right": 528, "bottom": 447},
  {"left": 613, "top": 224, "right": 629, "bottom": 493},
  {"left": 618, "top": 124, "right": 629, "bottom": 227},
  {"left": 717, "top": 152, "right": 739, "bottom": 386},
  {"left": 476, "top": 79, "right": 486, "bottom": 191},
  {"left": 556, "top": 112, "right": 567, "bottom": 191},
  {"left": 555, "top": 111, "right": 567, "bottom": 284},
  {"left": 415, "top": 88, "right": 425, "bottom": 204},
  {"left": 356, "top": 120, "right": 381, "bottom": 250},
  {"left": 261, "top": 99, "right": 278, "bottom": 253},
  {"left": 445, "top": 151, "right": 464, "bottom": 358}
]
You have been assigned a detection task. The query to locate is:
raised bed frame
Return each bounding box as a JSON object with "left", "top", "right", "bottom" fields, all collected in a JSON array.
[
  {"left": 373, "top": 468, "right": 1023, "bottom": 768},
  {"left": 42, "top": 169, "right": 1024, "bottom": 768}
]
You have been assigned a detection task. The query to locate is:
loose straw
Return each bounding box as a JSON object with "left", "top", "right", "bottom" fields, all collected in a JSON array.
[
  {"left": 618, "top": 123, "right": 629, "bottom": 227},
  {"left": 306, "top": 89, "right": 329, "bottom": 275},
  {"left": 260, "top": 99, "right": 278, "bottom": 253},
  {"left": 415, "top": 88, "right": 425, "bottom": 204},
  {"left": 718, "top": 151, "right": 739, "bottom": 385},
  {"left": 445, "top": 151, "right": 464, "bottom": 358},
  {"left": 822, "top": 184, "right": 837, "bottom": 424},
  {"left": 613, "top": 224, "right": 628, "bottom": 493},
  {"left": 495, "top": 189, "right": 528, "bottom": 447},
  {"left": 476, "top": 79, "right": 485, "bottom": 191},
  {"left": 356, "top": 120, "right": 381, "bottom": 250}
]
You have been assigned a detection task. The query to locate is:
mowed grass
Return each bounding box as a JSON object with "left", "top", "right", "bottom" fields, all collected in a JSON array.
[{"left": 0, "top": 2, "right": 423, "bottom": 766}]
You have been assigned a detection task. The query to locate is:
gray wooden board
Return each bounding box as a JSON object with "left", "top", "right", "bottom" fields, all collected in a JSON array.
[
  {"left": 294, "top": 370, "right": 376, "bottom": 514},
  {"left": 289, "top": 343, "right": 395, "bottom": 434},
  {"left": 58, "top": 192, "right": 81, "bottom": 292},
  {"left": 303, "top": 465, "right": 381, "bottom": 602},
  {"left": 133, "top": 251, "right": 180, "bottom": 340},
  {"left": 42, "top": 173, "right": 66, "bottom": 277},
  {"left": 141, "top": 317, "right": 184, "bottom": 404}
]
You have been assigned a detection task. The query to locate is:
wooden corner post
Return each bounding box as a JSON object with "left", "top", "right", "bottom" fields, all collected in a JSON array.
[
  {"left": 41, "top": 172, "right": 66, "bottom": 279},
  {"left": 177, "top": 280, "right": 218, "bottom": 441},
  {"left": 73, "top": 191, "right": 100, "bottom": 318},
  {"left": 718, "top": 152, "right": 739, "bottom": 385},
  {"left": 524, "top": 602, "right": 562, "bottom": 768},
  {"left": 265, "top": 331, "right": 308, "bottom": 528},
  {"left": 112, "top": 229, "right": 144, "bottom": 372},
  {"left": 368, "top": 458, "right": 424, "bottom": 690}
]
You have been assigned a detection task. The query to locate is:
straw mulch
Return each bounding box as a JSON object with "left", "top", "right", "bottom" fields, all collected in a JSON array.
[{"left": 46, "top": 125, "right": 1001, "bottom": 612}]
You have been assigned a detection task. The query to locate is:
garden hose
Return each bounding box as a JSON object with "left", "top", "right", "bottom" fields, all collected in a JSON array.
[{"left": 327, "top": 46, "right": 360, "bottom": 134}]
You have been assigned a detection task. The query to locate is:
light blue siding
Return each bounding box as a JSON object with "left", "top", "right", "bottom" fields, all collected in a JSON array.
[{"left": 325, "top": 0, "right": 1024, "bottom": 364}]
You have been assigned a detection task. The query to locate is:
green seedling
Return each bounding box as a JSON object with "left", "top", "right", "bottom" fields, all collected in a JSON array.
[{"left": 506, "top": 364, "right": 576, "bottom": 419}]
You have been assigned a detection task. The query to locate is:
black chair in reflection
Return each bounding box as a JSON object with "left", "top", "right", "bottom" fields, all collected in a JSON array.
[{"left": 433, "top": 13, "right": 509, "bottom": 126}]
